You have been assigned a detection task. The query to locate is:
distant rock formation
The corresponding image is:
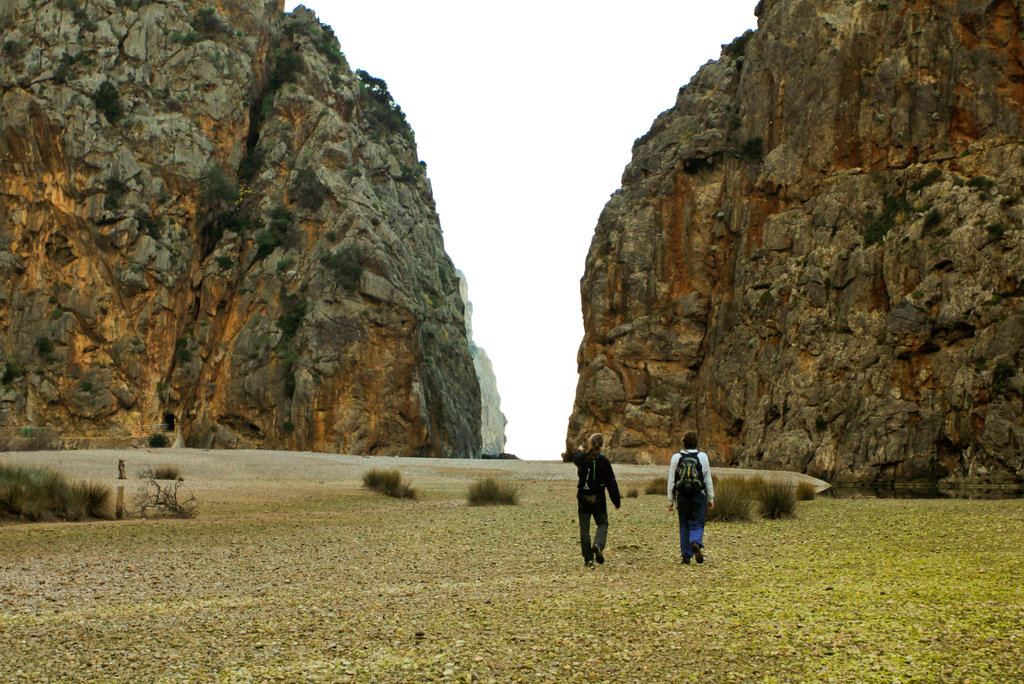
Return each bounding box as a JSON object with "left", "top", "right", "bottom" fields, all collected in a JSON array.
[
  {"left": 568, "top": 0, "right": 1024, "bottom": 485},
  {"left": 0, "top": 0, "right": 480, "bottom": 457},
  {"left": 458, "top": 271, "right": 508, "bottom": 455}
]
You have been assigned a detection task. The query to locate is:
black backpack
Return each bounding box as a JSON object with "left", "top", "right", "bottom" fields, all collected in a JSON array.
[{"left": 673, "top": 450, "right": 705, "bottom": 500}]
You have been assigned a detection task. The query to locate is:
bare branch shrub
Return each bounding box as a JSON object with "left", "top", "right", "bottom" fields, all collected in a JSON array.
[{"left": 133, "top": 466, "right": 197, "bottom": 518}]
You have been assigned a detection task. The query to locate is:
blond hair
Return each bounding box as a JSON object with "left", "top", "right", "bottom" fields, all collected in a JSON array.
[{"left": 587, "top": 433, "right": 604, "bottom": 453}]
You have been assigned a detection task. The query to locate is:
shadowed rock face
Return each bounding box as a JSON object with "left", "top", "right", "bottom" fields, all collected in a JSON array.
[
  {"left": 568, "top": 0, "right": 1024, "bottom": 485},
  {"left": 0, "top": 0, "right": 480, "bottom": 457}
]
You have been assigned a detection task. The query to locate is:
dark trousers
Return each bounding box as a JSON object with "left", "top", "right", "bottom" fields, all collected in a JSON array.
[
  {"left": 578, "top": 499, "right": 609, "bottom": 562},
  {"left": 677, "top": 493, "right": 707, "bottom": 557}
]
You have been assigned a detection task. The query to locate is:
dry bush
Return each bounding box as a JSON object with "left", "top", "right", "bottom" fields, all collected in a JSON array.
[
  {"left": 362, "top": 467, "right": 417, "bottom": 500},
  {"left": 644, "top": 476, "right": 667, "bottom": 495},
  {"left": 148, "top": 433, "right": 169, "bottom": 448},
  {"left": 466, "top": 478, "right": 521, "bottom": 506},
  {"left": 625, "top": 487, "right": 639, "bottom": 498},
  {"left": 133, "top": 466, "right": 197, "bottom": 518}
]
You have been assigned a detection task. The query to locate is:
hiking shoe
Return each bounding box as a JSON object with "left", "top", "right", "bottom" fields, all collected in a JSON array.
[
  {"left": 592, "top": 544, "right": 605, "bottom": 564},
  {"left": 682, "top": 555, "right": 691, "bottom": 565},
  {"left": 585, "top": 560, "right": 595, "bottom": 568},
  {"left": 692, "top": 542, "right": 704, "bottom": 564}
]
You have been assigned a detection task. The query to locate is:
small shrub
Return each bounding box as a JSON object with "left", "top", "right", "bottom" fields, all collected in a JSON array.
[
  {"left": 136, "top": 211, "right": 160, "bottom": 239},
  {"left": 35, "top": 336, "right": 54, "bottom": 358},
  {"left": 467, "top": 478, "right": 521, "bottom": 506},
  {"left": 362, "top": 467, "right": 417, "bottom": 499},
  {"left": 706, "top": 476, "right": 754, "bottom": 522},
  {"left": 290, "top": 168, "right": 329, "bottom": 212},
  {"left": 104, "top": 177, "right": 127, "bottom": 211},
  {"left": 238, "top": 148, "right": 263, "bottom": 182},
  {"left": 174, "top": 337, "right": 192, "bottom": 364},
  {"left": 966, "top": 176, "right": 995, "bottom": 192},
  {"left": 92, "top": 81, "right": 123, "bottom": 123},
  {"left": 993, "top": 361, "right": 1016, "bottom": 390},
  {"left": 741, "top": 137, "right": 764, "bottom": 160},
  {"left": 723, "top": 29, "right": 755, "bottom": 59},
  {"left": 986, "top": 222, "right": 1009, "bottom": 238},
  {"left": 911, "top": 168, "right": 943, "bottom": 192},
  {"left": 759, "top": 480, "right": 797, "bottom": 519},
  {"left": 268, "top": 48, "right": 303, "bottom": 91},
  {"left": 625, "top": 487, "right": 639, "bottom": 498},
  {"left": 152, "top": 464, "right": 181, "bottom": 480},
  {"left": 356, "top": 69, "right": 413, "bottom": 141},
  {"left": 313, "top": 21, "right": 346, "bottom": 65},
  {"left": 924, "top": 207, "right": 943, "bottom": 229},
  {"left": 276, "top": 293, "right": 307, "bottom": 339},
  {"left": 148, "top": 433, "right": 169, "bottom": 448},
  {"left": 2, "top": 360, "right": 26, "bottom": 385},
  {"left": 796, "top": 481, "right": 817, "bottom": 501},
  {"left": 645, "top": 476, "right": 667, "bottom": 495},
  {"left": 321, "top": 247, "right": 363, "bottom": 290},
  {"left": 277, "top": 256, "right": 296, "bottom": 274},
  {"left": 200, "top": 166, "right": 238, "bottom": 209}
]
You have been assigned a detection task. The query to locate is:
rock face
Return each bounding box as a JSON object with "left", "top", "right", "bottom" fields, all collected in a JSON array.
[
  {"left": 0, "top": 0, "right": 480, "bottom": 457},
  {"left": 457, "top": 271, "right": 507, "bottom": 455},
  {"left": 568, "top": 0, "right": 1024, "bottom": 485}
]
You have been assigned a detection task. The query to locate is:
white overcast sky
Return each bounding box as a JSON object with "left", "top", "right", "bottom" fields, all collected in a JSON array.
[{"left": 284, "top": 1, "right": 759, "bottom": 460}]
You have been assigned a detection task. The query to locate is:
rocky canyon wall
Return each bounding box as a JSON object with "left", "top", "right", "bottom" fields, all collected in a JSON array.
[
  {"left": 0, "top": 0, "right": 481, "bottom": 457},
  {"left": 568, "top": 0, "right": 1024, "bottom": 485}
]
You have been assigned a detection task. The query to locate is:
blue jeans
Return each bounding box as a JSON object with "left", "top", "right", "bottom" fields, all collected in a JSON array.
[{"left": 677, "top": 493, "right": 707, "bottom": 557}]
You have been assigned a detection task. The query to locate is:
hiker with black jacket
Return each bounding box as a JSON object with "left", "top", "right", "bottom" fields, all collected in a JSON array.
[
  {"left": 668, "top": 431, "right": 715, "bottom": 564},
  {"left": 562, "top": 433, "right": 621, "bottom": 568}
]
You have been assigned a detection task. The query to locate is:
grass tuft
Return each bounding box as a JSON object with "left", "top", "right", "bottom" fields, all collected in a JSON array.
[
  {"left": 72, "top": 480, "right": 113, "bottom": 519},
  {"left": 760, "top": 480, "right": 797, "bottom": 519},
  {"left": 362, "top": 467, "right": 417, "bottom": 500},
  {"left": 707, "top": 475, "right": 755, "bottom": 522},
  {"left": 152, "top": 464, "right": 182, "bottom": 481},
  {"left": 796, "top": 481, "right": 817, "bottom": 501},
  {"left": 0, "top": 463, "right": 111, "bottom": 521},
  {"left": 644, "top": 476, "right": 667, "bottom": 495},
  {"left": 466, "top": 478, "right": 521, "bottom": 506}
]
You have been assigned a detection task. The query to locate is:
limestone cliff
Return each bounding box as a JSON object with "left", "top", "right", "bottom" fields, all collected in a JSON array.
[
  {"left": 0, "top": 0, "right": 481, "bottom": 457},
  {"left": 568, "top": 0, "right": 1024, "bottom": 485},
  {"left": 457, "top": 270, "right": 507, "bottom": 455}
]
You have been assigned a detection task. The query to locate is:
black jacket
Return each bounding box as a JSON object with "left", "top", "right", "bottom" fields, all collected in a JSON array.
[{"left": 566, "top": 450, "right": 621, "bottom": 508}]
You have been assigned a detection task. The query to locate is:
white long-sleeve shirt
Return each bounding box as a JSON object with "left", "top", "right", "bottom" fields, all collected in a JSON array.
[{"left": 667, "top": 450, "right": 714, "bottom": 504}]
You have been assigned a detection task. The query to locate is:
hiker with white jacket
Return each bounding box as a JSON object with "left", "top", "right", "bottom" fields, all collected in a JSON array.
[{"left": 667, "top": 431, "right": 715, "bottom": 564}]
